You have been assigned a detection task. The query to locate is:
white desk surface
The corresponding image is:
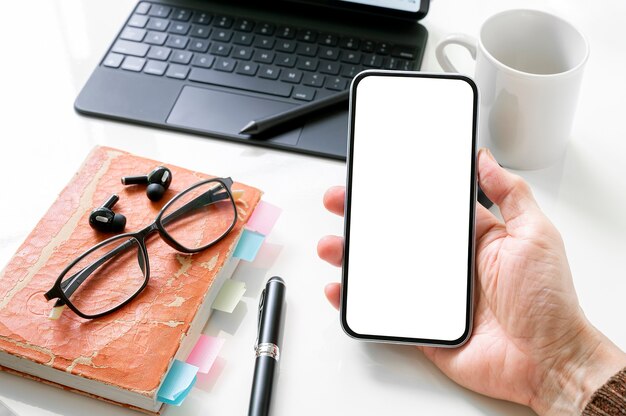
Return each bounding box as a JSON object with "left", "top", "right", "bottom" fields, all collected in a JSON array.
[{"left": 1, "top": 1, "right": 625, "bottom": 415}]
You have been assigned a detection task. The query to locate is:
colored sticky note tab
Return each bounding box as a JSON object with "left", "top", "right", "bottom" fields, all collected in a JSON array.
[
  {"left": 246, "top": 201, "right": 282, "bottom": 236},
  {"left": 212, "top": 279, "right": 246, "bottom": 313},
  {"left": 186, "top": 335, "right": 225, "bottom": 374},
  {"left": 233, "top": 229, "right": 265, "bottom": 262},
  {"left": 157, "top": 360, "right": 198, "bottom": 405}
]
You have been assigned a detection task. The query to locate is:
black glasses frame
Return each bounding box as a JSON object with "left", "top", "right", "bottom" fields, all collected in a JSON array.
[{"left": 44, "top": 177, "right": 238, "bottom": 319}]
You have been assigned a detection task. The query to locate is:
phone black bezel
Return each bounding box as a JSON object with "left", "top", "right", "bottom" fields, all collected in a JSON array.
[
  {"left": 281, "top": 0, "right": 430, "bottom": 21},
  {"left": 341, "top": 70, "right": 478, "bottom": 347}
]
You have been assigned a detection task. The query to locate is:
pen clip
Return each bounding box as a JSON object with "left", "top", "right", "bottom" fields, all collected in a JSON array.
[{"left": 255, "top": 288, "right": 266, "bottom": 348}]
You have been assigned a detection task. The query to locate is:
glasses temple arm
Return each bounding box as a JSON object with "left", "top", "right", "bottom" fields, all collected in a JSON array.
[{"left": 160, "top": 179, "right": 235, "bottom": 227}]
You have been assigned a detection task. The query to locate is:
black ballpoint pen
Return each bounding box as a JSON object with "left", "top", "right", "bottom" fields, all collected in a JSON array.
[
  {"left": 239, "top": 90, "right": 349, "bottom": 136},
  {"left": 248, "top": 276, "right": 286, "bottom": 416}
]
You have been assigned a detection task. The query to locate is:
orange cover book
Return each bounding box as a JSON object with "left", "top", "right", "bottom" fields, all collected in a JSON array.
[{"left": 0, "top": 146, "right": 261, "bottom": 413}]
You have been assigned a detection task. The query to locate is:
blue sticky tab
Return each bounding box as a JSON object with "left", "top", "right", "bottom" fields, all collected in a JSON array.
[
  {"left": 233, "top": 229, "right": 265, "bottom": 262},
  {"left": 157, "top": 360, "right": 199, "bottom": 405}
]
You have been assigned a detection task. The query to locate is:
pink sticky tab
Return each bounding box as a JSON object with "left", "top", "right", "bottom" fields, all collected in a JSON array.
[
  {"left": 246, "top": 201, "right": 282, "bottom": 236},
  {"left": 186, "top": 335, "right": 225, "bottom": 374}
]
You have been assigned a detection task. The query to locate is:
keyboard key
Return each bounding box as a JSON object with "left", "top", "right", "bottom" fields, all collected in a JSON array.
[
  {"left": 280, "top": 69, "right": 303, "bottom": 84},
  {"left": 340, "top": 64, "right": 363, "bottom": 78},
  {"left": 255, "top": 23, "right": 275, "bottom": 35},
  {"left": 170, "top": 50, "right": 193, "bottom": 65},
  {"left": 363, "top": 54, "right": 383, "bottom": 67},
  {"left": 391, "top": 45, "right": 418, "bottom": 60},
  {"left": 192, "top": 12, "right": 212, "bottom": 25},
  {"left": 233, "top": 32, "right": 254, "bottom": 46},
  {"left": 166, "top": 35, "right": 189, "bottom": 49},
  {"left": 190, "top": 25, "right": 211, "bottom": 39},
  {"left": 214, "top": 16, "right": 233, "bottom": 28},
  {"left": 169, "top": 22, "right": 190, "bottom": 35},
  {"left": 319, "top": 60, "right": 340, "bottom": 75},
  {"left": 148, "top": 5, "right": 171, "bottom": 18},
  {"left": 275, "top": 54, "right": 296, "bottom": 67},
  {"left": 397, "top": 59, "right": 413, "bottom": 70},
  {"left": 212, "top": 29, "right": 233, "bottom": 42},
  {"left": 292, "top": 86, "right": 316, "bottom": 101},
  {"left": 145, "top": 31, "right": 167, "bottom": 46},
  {"left": 192, "top": 54, "right": 215, "bottom": 68},
  {"left": 147, "top": 46, "right": 172, "bottom": 61},
  {"left": 189, "top": 39, "right": 210, "bottom": 53},
  {"left": 210, "top": 42, "right": 231, "bottom": 56},
  {"left": 144, "top": 60, "right": 168, "bottom": 75},
  {"left": 236, "top": 62, "right": 259, "bottom": 76},
  {"left": 319, "top": 34, "right": 338, "bottom": 46},
  {"left": 325, "top": 76, "right": 347, "bottom": 91},
  {"left": 258, "top": 65, "right": 280, "bottom": 80},
  {"left": 172, "top": 8, "right": 192, "bottom": 22},
  {"left": 112, "top": 39, "right": 149, "bottom": 57},
  {"left": 235, "top": 18, "right": 254, "bottom": 32},
  {"left": 297, "top": 29, "right": 318, "bottom": 43},
  {"left": 302, "top": 73, "right": 325, "bottom": 87},
  {"left": 339, "top": 37, "right": 360, "bottom": 50},
  {"left": 214, "top": 57, "right": 237, "bottom": 72},
  {"left": 120, "top": 27, "right": 146, "bottom": 42},
  {"left": 276, "top": 40, "right": 296, "bottom": 53},
  {"left": 147, "top": 17, "right": 169, "bottom": 31},
  {"left": 103, "top": 53, "right": 124, "bottom": 68},
  {"left": 128, "top": 14, "right": 149, "bottom": 28},
  {"left": 166, "top": 64, "right": 190, "bottom": 79},
  {"left": 121, "top": 56, "right": 146, "bottom": 72},
  {"left": 296, "top": 43, "right": 318, "bottom": 57},
  {"left": 233, "top": 46, "right": 253, "bottom": 60},
  {"left": 297, "top": 57, "right": 319, "bottom": 71},
  {"left": 189, "top": 68, "right": 293, "bottom": 97},
  {"left": 135, "top": 2, "right": 151, "bottom": 15},
  {"left": 340, "top": 51, "right": 361, "bottom": 64},
  {"left": 385, "top": 57, "right": 406, "bottom": 70},
  {"left": 320, "top": 47, "right": 339, "bottom": 60},
  {"left": 361, "top": 40, "right": 375, "bottom": 52},
  {"left": 253, "top": 50, "right": 275, "bottom": 64},
  {"left": 277, "top": 26, "right": 296, "bottom": 39},
  {"left": 253, "top": 36, "right": 275, "bottom": 50},
  {"left": 376, "top": 42, "right": 391, "bottom": 55}
]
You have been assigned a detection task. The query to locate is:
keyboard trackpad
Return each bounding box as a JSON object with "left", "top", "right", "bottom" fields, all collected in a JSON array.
[{"left": 167, "top": 86, "right": 301, "bottom": 146}]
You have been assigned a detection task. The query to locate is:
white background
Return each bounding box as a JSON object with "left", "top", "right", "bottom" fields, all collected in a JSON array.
[
  {"left": 346, "top": 74, "right": 474, "bottom": 342},
  {"left": 0, "top": 0, "right": 625, "bottom": 415}
]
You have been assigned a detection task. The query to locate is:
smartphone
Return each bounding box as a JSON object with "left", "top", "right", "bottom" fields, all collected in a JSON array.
[{"left": 341, "top": 71, "right": 477, "bottom": 347}]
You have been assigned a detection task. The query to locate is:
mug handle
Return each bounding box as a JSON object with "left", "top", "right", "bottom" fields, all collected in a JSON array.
[{"left": 435, "top": 34, "right": 478, "bottom": 73}]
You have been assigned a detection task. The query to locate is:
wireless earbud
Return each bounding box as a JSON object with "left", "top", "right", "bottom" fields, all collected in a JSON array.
[
  {"left": 121, "top": 166, "right": 172, "bottom": 201},
  {"left": 89, "top": 194, "right": 126, "bottom": 233}
]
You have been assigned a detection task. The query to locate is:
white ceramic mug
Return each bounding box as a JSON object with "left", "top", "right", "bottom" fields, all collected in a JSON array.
[{"left": 436, "top": 9, "right": 589, "bottom": 169}]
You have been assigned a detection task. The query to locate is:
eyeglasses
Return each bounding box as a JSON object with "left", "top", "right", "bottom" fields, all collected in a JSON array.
[{"left": 44, "top": 177, "right": 238, "bottom": 319}]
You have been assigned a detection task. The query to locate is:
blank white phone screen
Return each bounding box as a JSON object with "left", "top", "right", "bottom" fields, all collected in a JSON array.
[{"left": 345, "top": 74, "right": 475, "bottom": 342}]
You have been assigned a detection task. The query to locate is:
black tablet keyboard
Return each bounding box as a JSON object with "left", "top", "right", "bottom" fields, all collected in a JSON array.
[{"left": 102, "top": 2, "right": 420, "bottom": 102}]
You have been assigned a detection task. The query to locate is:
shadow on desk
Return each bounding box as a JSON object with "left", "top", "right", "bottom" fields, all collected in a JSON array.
[{"left": 360, "top": 342, "right": 535, "bottom": 416}]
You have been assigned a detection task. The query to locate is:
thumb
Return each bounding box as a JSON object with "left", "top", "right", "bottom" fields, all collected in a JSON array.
[{"left": 477, "top": 148, "right": 542, "bottom": 225}]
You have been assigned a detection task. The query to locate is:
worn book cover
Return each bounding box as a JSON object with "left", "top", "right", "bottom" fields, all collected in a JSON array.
[{"left": 0, "top": 146, "right": 261, "bottom": 413}]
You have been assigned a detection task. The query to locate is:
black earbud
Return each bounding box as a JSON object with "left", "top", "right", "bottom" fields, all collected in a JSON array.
[
  {"left": 89, "top": 194, "right": 127, "bottom": 233},
  {"left": 121, "top": 166, "right": 172, "bottom": 201}
]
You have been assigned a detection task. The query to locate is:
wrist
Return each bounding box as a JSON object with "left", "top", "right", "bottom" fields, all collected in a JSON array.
[{"left": 530, "top": 323, "right": 626, "bottom": 416}]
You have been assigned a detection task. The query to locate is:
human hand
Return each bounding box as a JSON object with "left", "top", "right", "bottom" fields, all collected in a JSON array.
[{"left": 318, "top": 148, "right": 626, "bottom": 415}]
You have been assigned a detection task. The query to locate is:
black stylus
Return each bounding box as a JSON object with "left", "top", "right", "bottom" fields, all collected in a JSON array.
[
  {"left": 239, "top": 90, "right": 349, "bottom": 136},
  {"left": 248, "top": 276, "right": 286, "bottom": 416}
]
